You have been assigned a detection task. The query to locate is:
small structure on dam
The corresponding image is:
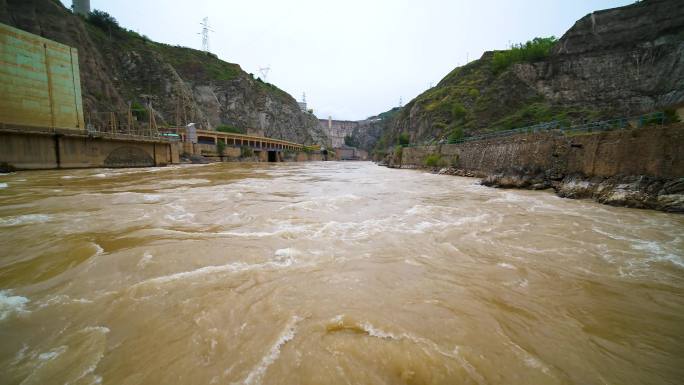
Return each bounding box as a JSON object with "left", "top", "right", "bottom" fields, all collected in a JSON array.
[{"left": 0, "top": 23, "right": 85, "bottom": 130}]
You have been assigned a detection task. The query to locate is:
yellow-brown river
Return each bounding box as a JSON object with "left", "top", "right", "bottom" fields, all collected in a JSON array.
[{"left": 1, "top": 162, "right": 683, "bottom": 385}]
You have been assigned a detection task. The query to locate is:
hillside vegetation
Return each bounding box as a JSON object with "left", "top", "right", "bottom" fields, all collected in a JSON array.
[{"left": 363, "top": 0, "right": 684, "bottom": 156}]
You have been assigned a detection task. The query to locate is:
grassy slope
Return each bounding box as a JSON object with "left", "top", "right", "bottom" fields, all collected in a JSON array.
[{"left": 378, "top": 41, "right": 602, "bottom": 152}]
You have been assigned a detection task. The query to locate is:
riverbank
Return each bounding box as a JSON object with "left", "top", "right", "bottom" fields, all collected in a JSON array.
[
  {"left": 385, "top": 123, "right": 684, "bottom": 212},
  {"left": 430, "top": 166, "right": 684, "bottom": 213}
]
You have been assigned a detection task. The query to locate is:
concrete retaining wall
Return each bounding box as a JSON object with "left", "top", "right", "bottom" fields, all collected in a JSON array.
[
  {"left": 400, "top": 124, "right": 684, "bottom": 179},
  {"left": 0, "top": 130, "right": 178, "bottom": 169}
]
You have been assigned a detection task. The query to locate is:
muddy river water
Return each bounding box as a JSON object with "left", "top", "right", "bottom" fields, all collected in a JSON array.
[{"left": 0, "top": 162, "right": 682, "bottom": 385}]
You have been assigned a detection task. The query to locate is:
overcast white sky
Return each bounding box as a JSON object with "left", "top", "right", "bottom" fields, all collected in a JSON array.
[{"left": 62, "top": 0, "right": 630, "bottom": 120}]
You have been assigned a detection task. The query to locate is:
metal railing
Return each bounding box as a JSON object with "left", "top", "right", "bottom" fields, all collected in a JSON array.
[
  {"left": 84, "top": 108, "right": 178, "bottom": 142},
  {"left": 402, "top": 111, "right": 666, "bottom": 147},
  {"left": 86, "top": 125, "right": 174, "bottom": 142}
]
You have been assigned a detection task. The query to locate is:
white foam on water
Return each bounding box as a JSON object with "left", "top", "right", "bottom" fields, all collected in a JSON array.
[
  {"left": 502, "top": 333, "right": 554, "bottom": 378},
  {"left": 219, "top": 230, "right": 278, "bottom": 238},
  {"left": 360, "top": 322, "right": 399, "bottom": 340},
  {"left": 83, "top": 326, "right": 110, "bottom": 334},
  {"left": 136, "top": 255, "right": 298, "bottom": 287},
  {"left": 12, "top": 344, "right": 29, "bottom": 365},
  {"left": 143, "top": 194, "right": 162, "bottom": 202},
  {"left": 405, "top": 205, "right": 432, "bottom": 215},
  {"left": 165, "top": 202, "right": 195, "bottom": 222},
  {"left": 0, "top": 182, "right": 8, "bottom": 189},
  {"left": 241, "top": 316, "right": 301, "bottom": 385},
  {"left": 0, "top": 214, "right": 51, "bottom": 227},
  {"left": 594, "top": 226, "right": 684, "bottom": 273},
  {"left": 220, "top": 222, "right": 310, "bottom": 239},
  {"left": 357, "top": 320, "right": 487, "bottom": 385},
  {"left": 160, "top": 178, "right": 210, "bottom": 186},
  {"left": 0, "top": 290, "right": 30, "bottom": 321},
  {"left": 37, "top": 294, "right": 93, "bottom": 308},
  {"left": 92, "top": 173, "right": 107, "bottom": 178},
  {"left": 38, "top": 345, "right": 68, "bottom": 361},
  {"left": 93, "top": 242, "right": 104, "bottom": 256},
  {"left": 404, "top": 258, "right": 422, "bottom": 266},
  {"left": 138, "top": 252, "right": 154, "bottom": 268},
  {"left": 61, "top": 175, "right": 75, "bottom": 179},
  {"left": 275, "top": 248, "right": 300, "bottom": 259},
  {"left": 497, "top": 262, "right": 516, "bottom": 270},
  {"left": 450, "top": 213, "right": 490, "bottom": 227},
  {"left": 648, "top": 254, "right": 684, "bottom": 269}
]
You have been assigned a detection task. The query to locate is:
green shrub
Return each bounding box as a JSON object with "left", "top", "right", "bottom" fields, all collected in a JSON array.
[
  {"left": 130, "top": 100, "right": 148, "bottom": 121},
  {"left": 344, "top": 134, "right": 359, "bottom": 147},
  {"left": 88, "top": 10, "right": 119, "bottom": 31},
  {"left": 451, "top": 103, "right": 467, "bottom": 120},
  {"left": 492, "top": 36, "right": 557, "bottom": 74},
  {"left": 432, "top": 122, "right": 448, "bottom": 131},
  {"left": 398, "top": 132, "right": 410, "bottom": 146},
  {"left": 664, "top": 109, "right": 681, "bottom": 124},
  {"left": 240, "top": 146, "right": 253, "bottom": 158},
  {"left": 216, "top": 140, "right": 226, "bottom": 155},
  {"left": 425, "top": 154, "right": 442, "bottom": 167},
  {"left": 394, "top": 145, "right": 403, "bottom": 158},
  {"left": 468, "top": 88, "right": 480, "bottom": 98},
  {"left": 216, "top": 124, "right": 245, "bottom": 134},
  {"left": 447, "top": 127, "right": 464, "bottom": 143}
]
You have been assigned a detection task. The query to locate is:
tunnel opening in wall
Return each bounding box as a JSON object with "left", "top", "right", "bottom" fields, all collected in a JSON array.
[{"left": 268, "top": 150, "right": 277, "bottom": 162}]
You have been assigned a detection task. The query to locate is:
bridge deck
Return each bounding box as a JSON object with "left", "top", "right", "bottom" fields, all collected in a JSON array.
[{"left": 165, "top": 127, "right": 310, "bottom": 151}]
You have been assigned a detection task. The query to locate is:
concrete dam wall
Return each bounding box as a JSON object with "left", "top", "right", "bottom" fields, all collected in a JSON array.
[{"left": 0, "top": 23, "right": 85, "bottom": 130}]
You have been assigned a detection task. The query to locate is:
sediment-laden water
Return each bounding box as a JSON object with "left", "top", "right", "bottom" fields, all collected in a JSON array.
[{"left": 0, "top": 162, "right": 682, "bottom": 385}]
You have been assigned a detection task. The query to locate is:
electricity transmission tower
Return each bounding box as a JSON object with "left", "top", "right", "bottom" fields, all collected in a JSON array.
[
  {"left": 258, "top": 65, "right": 271, "bottom": 82},
  {"left": 199, "top": 17, "right": 214, "bottom": 52},
  {"left": 399, "top": 96, "right": 403, "bottom": 108}
]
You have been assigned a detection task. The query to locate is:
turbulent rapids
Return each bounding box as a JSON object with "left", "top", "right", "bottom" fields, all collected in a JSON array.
[{"left": 0, "top": 162, "right": 683, "bottom": 385}]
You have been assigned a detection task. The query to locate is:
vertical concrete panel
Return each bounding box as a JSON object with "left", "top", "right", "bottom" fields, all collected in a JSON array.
[{"left": 0, "top": 23, "right": 84, "bottom": 130}]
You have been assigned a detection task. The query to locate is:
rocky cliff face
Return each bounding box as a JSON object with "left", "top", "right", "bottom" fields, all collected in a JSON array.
[
  {"left": 372, "top": 0, "right": 684, "bottom": 151},
  {"left": 0, "top": 0, "right": 327, "bottom": 144}
]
